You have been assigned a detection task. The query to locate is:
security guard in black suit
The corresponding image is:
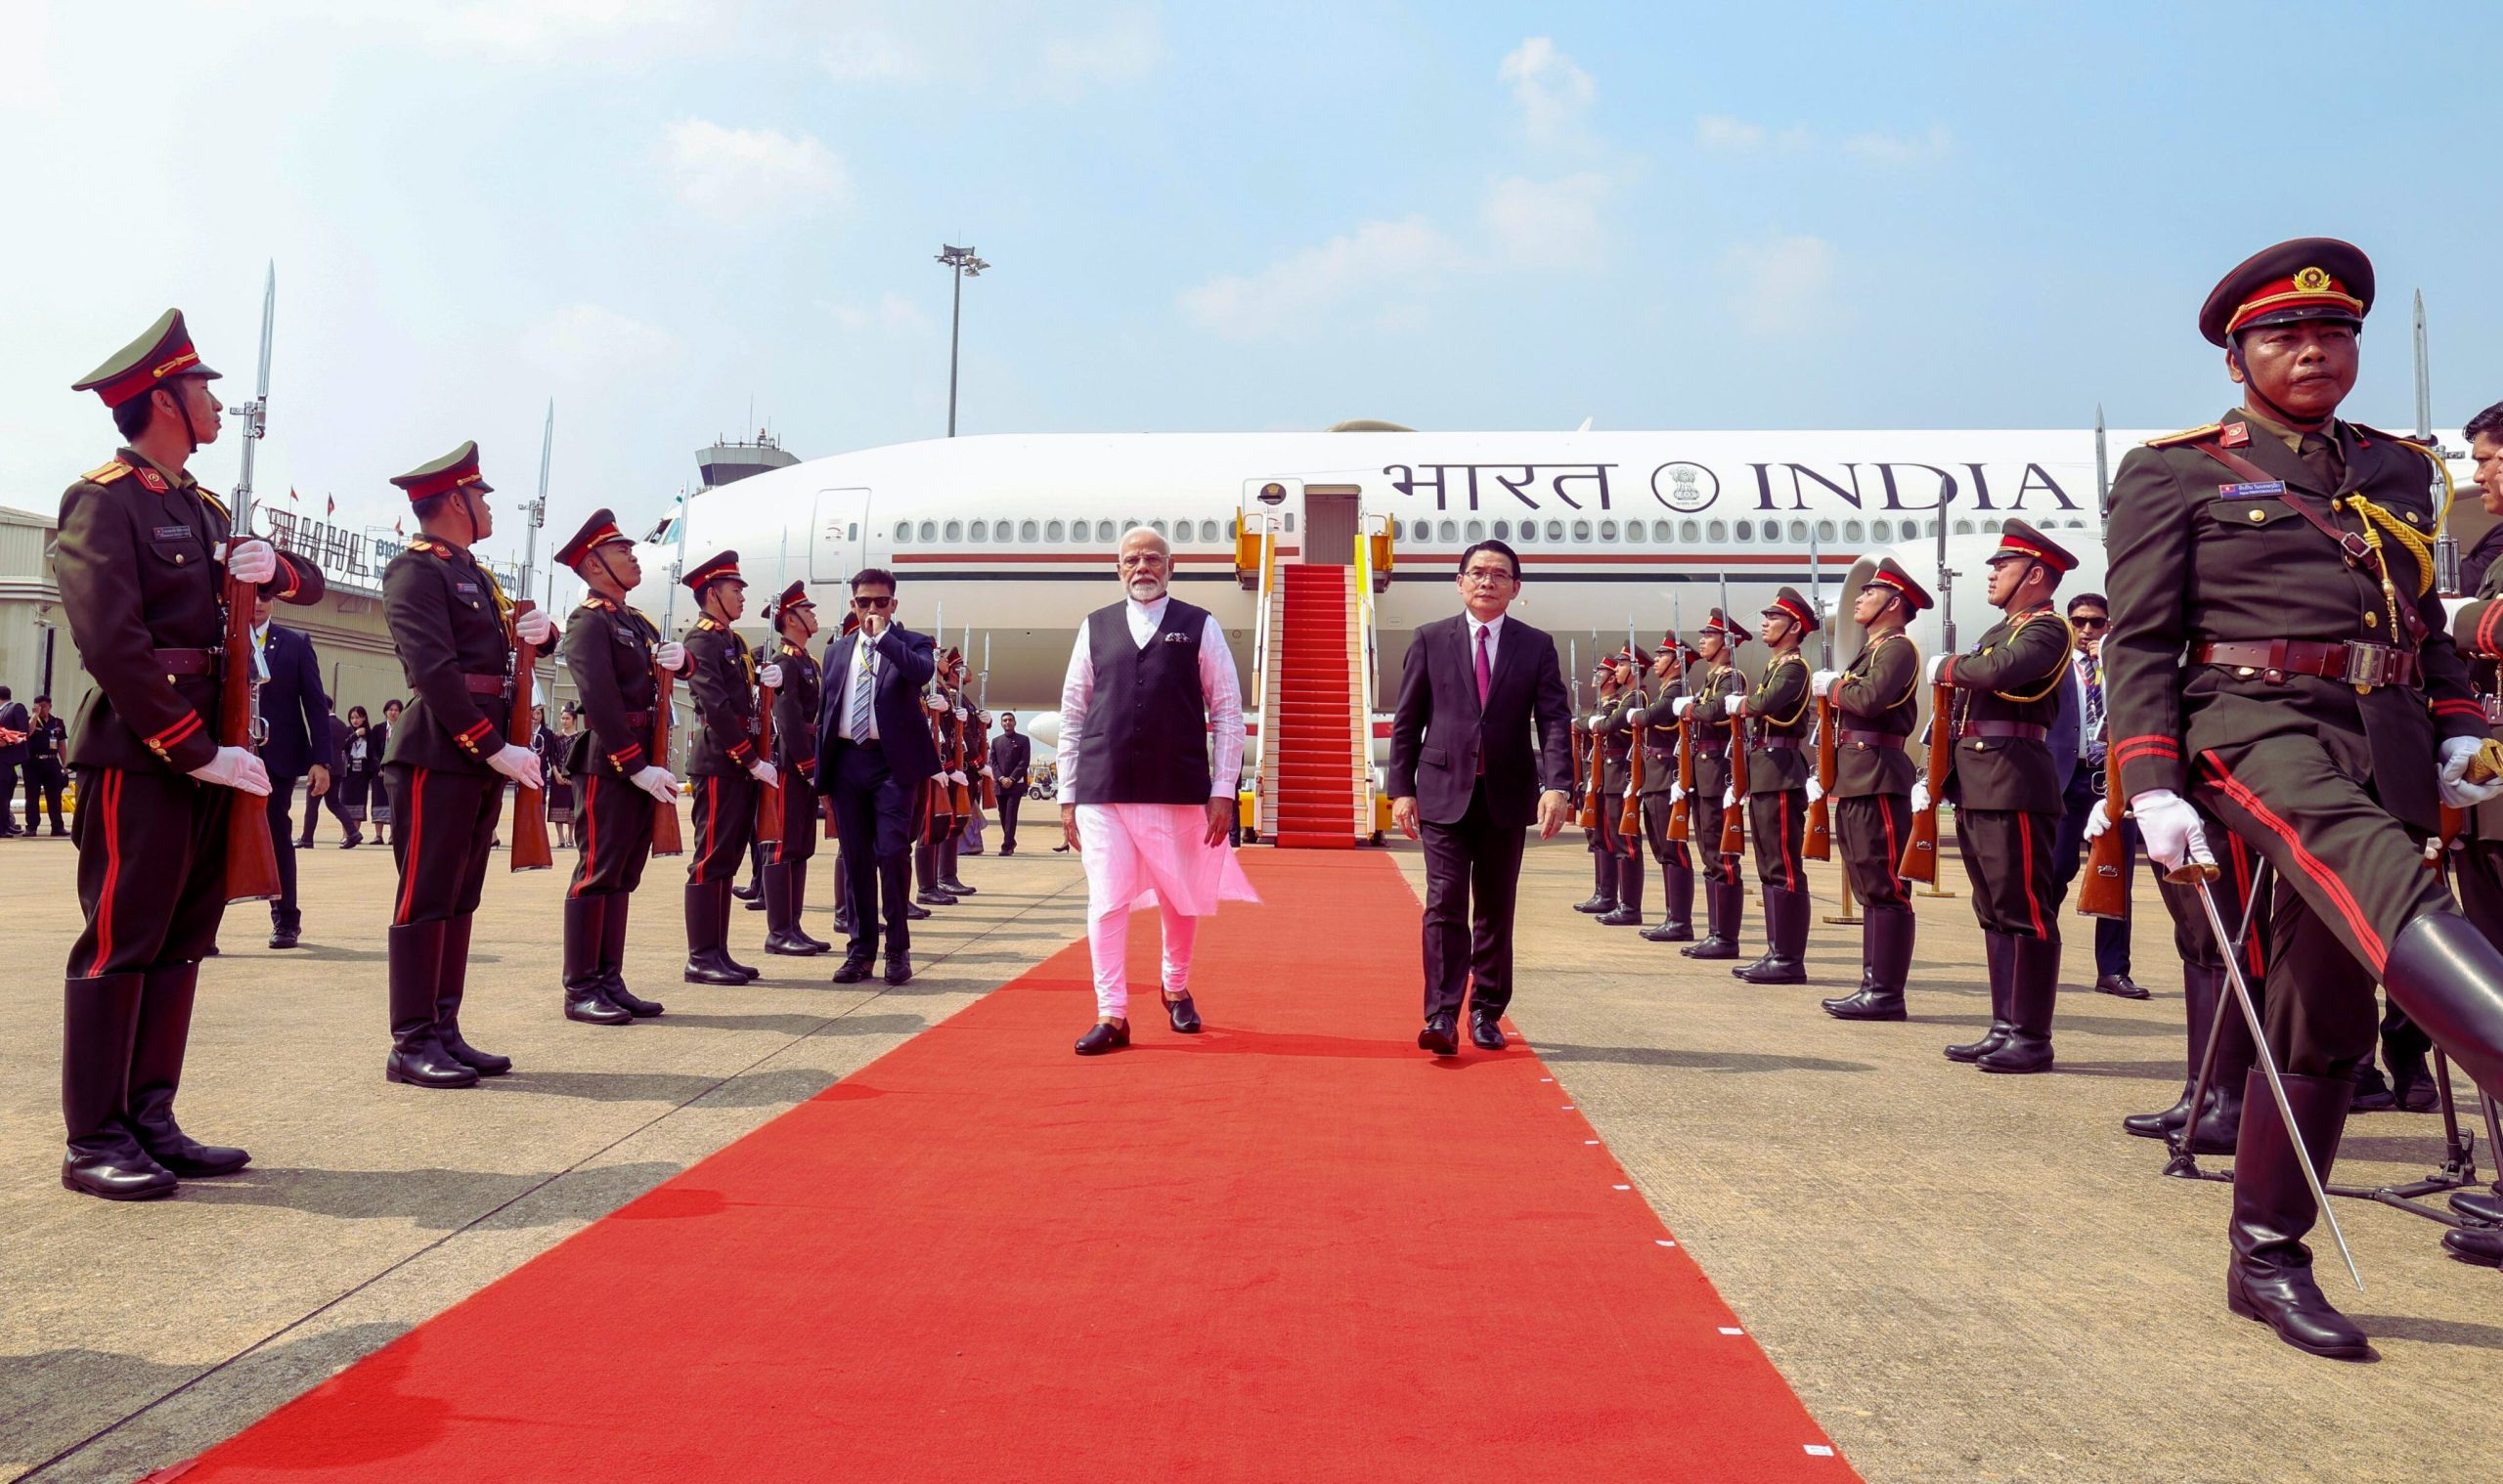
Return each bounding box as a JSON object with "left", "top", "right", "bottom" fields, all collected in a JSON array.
[
  {"left": 379, "top": 441, "right": 554, "bottom": 1088},
  {"left": 681, "top": 550, "right": 778, "bottom": 984},
  {"left": 1817, "top": 558, "right": 1928, "bottom": 1020},
  {"left": 763, "top": 581, "right": 832, "bottom": 956},
  {"left": 553, "top": 508, "right": 684, "bottom": 1026},
  {"left": 1731, "top": 589, "right": 1816, "bottom": 983},
  {"left": 1679, "top": 609, "right": 1751, "bottom": 959},
  {"left": 1634, "top": 633, "right": 1696, "bottom": 941},
  {"left": 1592, "top": 647, "right": 1648, "bottom": 927},
  {"left": 53, "top": 310, "right": 323, "bottom": 1199}
]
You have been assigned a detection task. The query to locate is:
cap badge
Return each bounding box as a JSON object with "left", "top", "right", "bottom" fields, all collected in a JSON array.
[{"left": 2293, "top": 266, "right": 2333, "bottom": 292}]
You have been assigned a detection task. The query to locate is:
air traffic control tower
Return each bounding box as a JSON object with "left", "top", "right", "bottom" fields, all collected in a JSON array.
[{"left": 697, "top": 431, "right": 799, "bottom": 491}]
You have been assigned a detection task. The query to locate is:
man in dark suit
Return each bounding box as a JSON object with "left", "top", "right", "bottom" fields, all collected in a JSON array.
[
  {"left": 813, "top": 567, "right": 942, "bottom": 986},
  {"left": 253, "top": 589, "right": 336, "bottom": 948},
  {"left": 988, "top": 712, "right": 1032, "bottom": 854},
  {"left": 1385, "top": 539, "right": 1575, "bottom": 1057},
  {"left": 297, "top": 704, "right": 356, "bottom": 849},
  {"left": 0, "top": 685, "right": 27, "bottom": 838}
]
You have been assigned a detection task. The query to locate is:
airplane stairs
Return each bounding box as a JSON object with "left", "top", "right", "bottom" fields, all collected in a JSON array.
[{"left": 1263, "top": 565, "right": 1364, "bottom": 849}]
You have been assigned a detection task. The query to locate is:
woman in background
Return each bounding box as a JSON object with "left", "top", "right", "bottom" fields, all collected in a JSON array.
[{"left": 370, "top": 698, "right": 402, "bottom": 847}]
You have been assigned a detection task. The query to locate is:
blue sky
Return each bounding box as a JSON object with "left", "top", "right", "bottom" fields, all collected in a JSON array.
[{"left": 4, "top": 0, "right": 2498, "bottom": 572}]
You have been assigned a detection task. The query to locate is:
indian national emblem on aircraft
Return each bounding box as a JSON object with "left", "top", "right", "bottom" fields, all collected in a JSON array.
[{"left": 1650, "top": 461, "right": 1719, "bottom": 514}]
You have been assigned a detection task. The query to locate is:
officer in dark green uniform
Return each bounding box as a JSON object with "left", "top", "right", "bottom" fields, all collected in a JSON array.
[
  {"left": 1932, "top": 519, "right": 2075, "bottom": 1073},
  {"left": 379, "top": 441, "right": 554, "bottom": 1088},
  {"left": 1593, "top": 646, "right": 1648, "bottom": 927},
  {"left": 763, "top": 580, "right": 832, "bottom": 956},
  {"left": 1817, "top": 558, "right": 1927, "bottom": 1020},
  {"left": 1634, "top": 633, "right": 1697, "bottom": 941},
  {"left": 681, "top": 550, "right": 776, "bottom": 984},
  {"left": 552, "top": 508, "right": 684, "bottom": 1026},
  {"left": 2105, "top": 238, "right": 2503, "bottom": 1355},
  {"left": 54, "top": 311, "right": 324, "bottom": 1199},
  {"left": 1679, "top": 609, "right": 1751, "bottom": 959},
  {"left": 1732, "top": 589, "right": 1816, "bottom": 982}
]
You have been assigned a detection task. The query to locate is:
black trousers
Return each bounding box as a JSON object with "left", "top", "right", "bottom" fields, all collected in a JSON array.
[
  {"left": 1835, "top": 793, "right": 1911, "bottom": 911},
  {"left": 1747, "top": 787, "right": 1807, "bottom": 893},
  {"left": 1955, "top": 806, "right": 2061, "bottom": 943},
  {"left": 383, "top": 764, "right": 503, "bottom": 926},
  {"left": 1419, "top": 779, "right": 1527, "bottom": 1023},
  {"left": 771, "top": 769, "right": 819, "bottom": 865},
  {"left": 569, "top": 771, "right": 657, "bottom": 897},
  {"left": 265, "top": 778, "right": 304, "bottom": 931},
  {"left": 297, "top": 773, "right": 355, "bottom": 846},
  {"left": 998, "top": 786, "right": 1026, "bottom": 850},
  {"left": 687, "top": 769, "right": 760, "bottom": 886},
  {"left": 67, "top": 766, "right": 230, "bottom": 977},
  {"left": 1692, "top": 750, "right": 1740, "bottom": 887},
  {"left": 2051, "top": 767, "right": 2136, "bottom": 976},
  {"left": 23, "top": 760, "right": 66, "bottom": 832},
  {"left": 828, "top": 740, "right": 914, "bottom": 958}
]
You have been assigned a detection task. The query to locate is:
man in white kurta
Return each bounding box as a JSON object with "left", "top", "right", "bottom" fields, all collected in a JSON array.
[{"left": 1059, "top": 528, "right": 1254, "bottom": 1055}]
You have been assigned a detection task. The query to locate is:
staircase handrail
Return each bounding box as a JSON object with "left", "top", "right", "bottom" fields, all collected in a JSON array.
[
  {"left": 1354, "top": 516, "right": 1384, "bottom": 832},
  {"left": 1247, "top": 513, "right": 1279, "bottom": 784}
]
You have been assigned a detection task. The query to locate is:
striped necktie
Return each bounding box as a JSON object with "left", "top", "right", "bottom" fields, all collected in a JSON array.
[{"left": 850, "top": 641, "right": 876, "bottom": 740}]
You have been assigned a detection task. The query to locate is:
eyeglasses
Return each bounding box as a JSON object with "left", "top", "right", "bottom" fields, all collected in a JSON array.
[
  {"left": 1462, "top": 568, "right": 1516, "bottom": 586},
  {"left": 2072, "top": 615, "right": 2108, "bottom": 631},
  {"left": 853, "top": 595, "right": 894, "bottom": 609}
]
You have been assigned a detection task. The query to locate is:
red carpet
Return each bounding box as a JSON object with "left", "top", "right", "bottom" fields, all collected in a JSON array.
[{"left": 165, "top": 851, "right": 1855, "bottom": 1482}]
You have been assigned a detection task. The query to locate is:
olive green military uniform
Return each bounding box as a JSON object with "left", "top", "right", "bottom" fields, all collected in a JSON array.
[
  {"left": 1635, "top": 665, "right": 1694, "bottom": 940},
  {"left": 1681, "top": 643, "right": 1751, "bottom": 958},
  {"left": 1592, "top": 681, "right": 1647, "bottom": 925},
  {"left": 1738, "top": 646, "right": 1814, "bottom": 979}
]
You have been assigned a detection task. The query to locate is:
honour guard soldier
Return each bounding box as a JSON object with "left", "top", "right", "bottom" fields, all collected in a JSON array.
[
  {"left": 1732, "top": 589, "right": 1817, "bottom": 983},
  {"left": 2107, "top": 239, "right": 2503, "bottom": 1353},
  {"left": 1931, "top": 519, "right": 2075, "bottom": 1073},
  {"left": 553, "top": 509, "right": 684, "bottom": 1025},
  {"left": 763, "top": 581, "right": 832, "bottom": 955},
  {"left": 1817, "top": 559, "right": 1928, "bottom": 1019},
  {"left": 1679, "top": 609, "right": 1751, "bottom": 958},
  {"left": 681, "top": 550, "right": 780, "bottom": 983},
  {"left": 1635, "top": 633, "right": 1698, "bottom": 941},
  {"left": 1571, "top": 653, "right": 1624, "bottom": 916},
  {"left": 1592, "top": 646, "right": 1648, "bottom": 927},
  {"left": 53, "top": 310, "right": 323, "bottom": 1198},
  {"left": 379, "top": 441, "right": 555, "bottom": 1087}
]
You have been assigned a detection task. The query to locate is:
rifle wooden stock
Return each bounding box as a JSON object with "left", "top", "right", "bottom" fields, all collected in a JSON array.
[
  {"left": 650, "top": 668, "right": 684, "bottom": 855},
  {"left": 1718, "top": 708, "right": 1748, "bottom": 858},
  {"left": 1617, "top": 689, "right": 1646, "bottom": 842},
  {"left": 1575, "top": 716, "right": 1601, "bottom": 829},
  {"left": 754, "top": 671, "right": 783, "bottom": 846},
  {"left": 219, "top": 547, "right": 282, "bottom": 903},
  {"left": 1897, "top": 680, "right": 1953, "bottom": 884},
  {"left": 1668, "top": 700, "right": 1694, "bottom": 842},
  {"left": 505, "top": 600, "right": 551, "bottom": 872},
  {"left": 2076, "top": 746, "right": 2130, "bottom": 917},
  {"left": 1804, "top": 693, "right": 1836, "bottom": 861}
]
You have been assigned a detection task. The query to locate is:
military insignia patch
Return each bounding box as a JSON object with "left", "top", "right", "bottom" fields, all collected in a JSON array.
[
  {"left": 2293, "top": 266, "right": 2333, "bottom": 292},
  {"left": 2219, "top": 423, "right": 2252, "bottom": 449},
  {"left": 134, "top": 467, "right": 170, "bottom": 493}
]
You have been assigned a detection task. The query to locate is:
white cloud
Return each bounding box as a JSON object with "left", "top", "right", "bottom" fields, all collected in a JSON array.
[
  {"left": 1498, "top": 37, "right": 1596, "bottom": 146},
  {"left": 1843, "top": 125, "right": 1954, "bottom": 164},
  {"left": 658, "top": 119, "right": 847, "bottom": 219},
  {"left": 1179, "top": 218, "right": 1463, "bottom": 341},
  {"left": 520, "top": 304, "right": 680, "bottom": 381},
  {"left": 1038, "top": 10, "right": 1164, "bottom": 96},
  {"left": 1695, "top": 114, "right": 1812, "bottom": 153},
  {"left": 823, "top": 27, "right": 923, "bottom": 82},
  {"left": 1482, "top": 172, "right": 1612, "bottom": 270},
  {"left": 1721, "top": 235, "right": 1838, "bottom": 336}
]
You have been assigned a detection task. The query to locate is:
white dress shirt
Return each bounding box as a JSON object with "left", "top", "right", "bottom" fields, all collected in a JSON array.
[{"left": 1057, "top": 593, "right": 1245, "bottom": 805}]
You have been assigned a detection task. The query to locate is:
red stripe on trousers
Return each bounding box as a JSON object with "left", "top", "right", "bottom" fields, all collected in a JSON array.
[
  {"left": 1778, "top": 795, "right": 1799, "bottom": 890},
  {"left": 2200, "top": 750, "right": 2387, "bottom": 974},
  {"left": 89, "top": 769, "right": 122, "bottom": 976},
  {"left": 1878, "top": 796, "right": 1904, "bottom": 895},
  {"left": 2017, "top": 811, "right": 2046, "bottom": 937},
  {"left": 570, "top": 775, "right": 596, "bottom": 898},
  {"left": 395, "top": 766, "right": 428, "bottom": 926}
]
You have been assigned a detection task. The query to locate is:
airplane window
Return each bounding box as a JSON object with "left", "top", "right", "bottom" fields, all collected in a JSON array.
[
  {"left": 1151, "top": 520, "right": 1168, "bottom": 539},
  {"left": 1817, "top": 520, "right": 1835, "bottom": 543},
  {"left": 1286, "top": 514, "right": 1296, "bottom": 532},
  {"left": 1789, "top": 520, "right": 1808, "bottom": 543},
  {"left": 1438, "top": 520, "right": 1457, "bottom": 543},
  {"left": 918, "top": 520, "right": 937, "bottom": 543},
  {"left": 968, "top": 520, "right": 988, "bottom": 543},
  {"left": 1652, "top": 520, "right": 1672, "bottom": 541},
  {"left": 1042, "top": 520, "right": 1061, "bottom": 542},
  {"left": 944, "top": 520, "right": 962, "bottom": 542},
  {"left": 848, "top": 523, "right": 858, "bottom": 542},
  {"left": 1953, "top": 518, "right": 1974, "bottom": 536},
  {"left": 1623, "top": 522, "right": 1643, "bottom": 545},
  {"left": 1465, "top": 519, "right": 1484, "bottom": 541},
  {"left": 1844, "top": 520, "right": 1865, "bottom": 543},
  {"left": 1545, "top": 520, "right": 1563, "bottom": 541},
  {"left": 1023, "top": 520, "right": 1040, "bottom": 543},
  {"left": 1571, "top": 520, "right": 1591, "bottom": 542},
  {"left": 1492, "top": 519, "right": 1510, "bottom": 540},
  {"left": 1870, "top": 519, "right": 1892, "bottom": 542},
  {"left": 1199, "top": 520, "right": 1216, "bottom": 544},
  {"left": 1734, "top": 519, "right": 1751, "bottom": 542},
  {"left": 896, "top": 522, "right": 912, "bottom": 544},
  {"left": 1707, "top": 520, "right": 1727, "bottom": 543},
  {"left": 1599, "top": 520, "right": 1618, "bottom": 542},
  {"left": 1679, "top": 519, "right": 1700, "bottom": 543}
]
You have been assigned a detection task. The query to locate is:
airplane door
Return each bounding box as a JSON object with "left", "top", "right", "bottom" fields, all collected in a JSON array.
[
  {"left": 1303, "top": 490, "right": 1359, "bottom": 565},
  {"left": 811, "top": 488, "right": 870, "bottom": 583}
]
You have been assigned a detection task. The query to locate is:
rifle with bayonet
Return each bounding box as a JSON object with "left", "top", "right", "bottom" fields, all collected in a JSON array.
[
  {"left": 220, "top": 265, "right": 283, "bottom": 904},
  {"left": 1805, "top": 522, "right": 1835, "bottom": 861},
  {"left": 1716, "top": 571, "right": 1747, "bottom": 860}
]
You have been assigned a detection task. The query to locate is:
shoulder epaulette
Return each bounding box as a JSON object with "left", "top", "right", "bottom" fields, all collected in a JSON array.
[
  {"left": 2143, "top": 423, "right": 2220, "bottom": 449},
  {"left": 81, "top": 459, "right": 133, "bottom": 485},
  {"left": 197, "top": 489, "right": 229, "bottom": 519},
  {"left": 410, "top": 537, "right": 450, "bottom": 558},
  {"left": 2350, "top": 422, "right": 2441, "bottom": 460}
]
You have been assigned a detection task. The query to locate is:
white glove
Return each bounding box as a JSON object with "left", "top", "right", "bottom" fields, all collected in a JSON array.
[
  {"left": 749, "top": 760, "right": 780, "bottom": 789},
  {"left": 1671, "top": 696, "right": 1693, "bottom": 719},
  {"left": 2438, "top": 735, "right": 2503, "bottom": 808},
  {"left": 1668, "top": 783, "right": 1686, "bottom": 805},
  {"left": 2130, "top": 789, "right": 2213, "bottom": 873},
  {"left": 487, "top": 742, "right": 544, "bottom": 792},
  {"left": 630, "top": 764, "right": 680, "bottom": 802},
  {"left": 1805, "top": 778, "right": 1824, "bottom": 805},
  {"left": 948, "top": 769, "right": 969, "bottom": 786},
  {"left": 221, "top": 538, "right": 277, "bottom": 586},
  {"left": 1724, "top": 694, "right": 1745, "bottom": 717},
  {"left": 1926, "top": 653, "right": 1950, "bottom": 683},
  {"left": 1811, "top": 669, "right": 1839, "bottom": 699},
  {"left": 1623, "top": 705, "right": 1647, "bottom": 726},
  {"left": 1910, "top": 779, "right": 1931, "bottom": 815},
  {"left": 953, "top": 706, "right": 969, "bottom": 721},
  {"left": 927, "top": 696, "right": 949, "bottom": 715},
  {"left": 978, "top": 711, "right": 993, "bottom": 724},
  {"left": 2083, "top": 797, "right": 2113, "bottom": 841},
  {"left": 1721, "top": 785, "right": 1736, "bottom": 808},
  {"left": 515, "top": 607, "right": 557, "bottom": 646},
  {"left": 188, "top": 745, "right": 272, "bottom": 797},
  {"left": 654, "top": 640, "right": 686, "bottom": 670},
  {"left": 758, "top": 662, "right": 784, "bottom": 688}
]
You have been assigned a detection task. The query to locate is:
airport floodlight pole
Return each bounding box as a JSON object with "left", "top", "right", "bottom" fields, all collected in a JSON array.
[{"left": 936, "top": 243, "right": 990, "bottom": 438}]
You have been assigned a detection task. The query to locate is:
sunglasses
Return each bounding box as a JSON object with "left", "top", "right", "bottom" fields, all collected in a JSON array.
[
  {"left": 853, "top": 595, "right": 895, "bottom": 609},
  {"left": 2073, "top": 615, "right": 2108, "bottom": 630}
]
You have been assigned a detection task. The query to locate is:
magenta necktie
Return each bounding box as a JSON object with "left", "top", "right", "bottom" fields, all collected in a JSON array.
[{"left": 1474, "top": 625, "right": 1492, "bottom": 706}]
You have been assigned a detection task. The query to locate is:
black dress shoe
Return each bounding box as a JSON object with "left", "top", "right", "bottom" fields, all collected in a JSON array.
[
  {"left": 603, "top": 977, "right": 665, "bottom": 1018},
  {"left": 1733, "top": 952, "right": 1806, "bottom": 984},
  {"left": 2093, "top": 973, "right": 2150, "bottom": 1000},
  {"left": 1418, "top": 1016, "right": 1459, "bottom": 1057},
  {"left": 268, "top": 928, "right": 300, "bottom": 950},
  {"left": 62, "top": 1150, "right": 178, "bottom": 1200},
  {"left": 1597, "top": 906, "right": 1644, "bottom": 927},
  {"left": 940, "top": 879, "right": 977, "bottom": 895},
  {"left": 904, "top": 902, "right": 932, "bottom": 921},
  {"left": 128, "top": 1124, "right": 250, "bottom": 1178},
  {"left": 1572, "top": 895, "right": 1617, "bottom": 915},
  {"left": 885, "top": 954, "right": 913, "bottom": 986},
  {"left": 1164, "top": 992, "right": 1203, "bottom": 1033},
  {"left": 2444, "top": 1227, "right": 2503, "bottom": 1266},
  {"left": 1469, "top": 1017, "right": 1506, "bottom": 1051},
  {"left": 1977, "top": 1033, "right": 2054, "bottom": 1074},
  {"left": 1076, "top": 1020, "right": 1130, "bottom": 1055},
  {"left": 2448, "top": 1189, "right": 2503, "bottom": 1224},
  {"left": 566, "top": 989, "right": 633, "bottom": 1026},
  {"left": 1680, "top": 935, "right": 1738, "bottom": 961},
  {"left": 831, "top": 954, "right": 875, "bottom": 984},
  {"left": 730, "top": 881, "right": 762, "bottom": 902},
  {"left": 1822, "top": 988, "right": 1908, "bottom": 1022},
  {"left": 683, "top": 956, "right": 751, "bottom": 986},
  {"left": 766, "top": 929, "right": 829, "bottom": 956},
  {"left": 1639, "top": 920, "right": 1693, "bottom": 942},
  {"left": 915, "top": 890, "right": 958, "bottom": 906}
]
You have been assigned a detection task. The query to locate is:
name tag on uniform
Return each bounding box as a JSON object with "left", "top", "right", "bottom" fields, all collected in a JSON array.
[
  {"left": 455, "top": 581, "right": 480, "bottom": 596},
  {"left": 153, "top": 524, "right": 194, "bottom": 540},
  {"left": 2215, "top": 481, "right": 2285, "bottom": 500}
]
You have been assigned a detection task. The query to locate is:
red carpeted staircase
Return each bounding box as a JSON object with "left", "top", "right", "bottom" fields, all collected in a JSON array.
[{"left": 1269, "top": 565, "right": 1358, "bottom": 849}]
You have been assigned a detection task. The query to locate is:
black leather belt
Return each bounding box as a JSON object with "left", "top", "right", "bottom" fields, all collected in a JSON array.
[
  {"left": 624, "top": 711, "right": 652, "bottom": 727},
  {"left": 1960, "top": 720, "right": 2048, "bottom": 742},
  {"left": 2193, "top": 638, "right": 2418, "bottom": 691},
  {"left": 1836, "top": 729, "right": 1907, "bottom": 750},
  {"left": 154, "top": 648, "right": 219, "bottom": 677},
  {"left": 463, "top": 672, "right": 511, "bottom": 697},
  {"left": 1754, "top": 736, "right": 1806, "bottom": 750}
]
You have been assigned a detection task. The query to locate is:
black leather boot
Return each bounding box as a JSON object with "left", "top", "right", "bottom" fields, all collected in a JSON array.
[
  {"left": 2376, "top": 910, "right": 2503, "bottom": 1096},
  {"left": 1979, "top": 933, "right": 2059, "bottom": 1073},
  {"left": 1735, "top": 888, "right": 1806, "bottom": 983},
  {"left": 124, "top": 963, "right": 250, "bottom": 1175},
  {"left": 1946, "top": 932, "right": 2015, "bottom": 1062},
  {"left": 436, "top": 916, "right": 512, "bottom": 1073},
  {"left": 938, "top": 838, "right": 975, "bottom": 895},
  {"left": 599, "top": 893, "right": 665, "bottom": 1016},
  {"left": 1824, "top": 905, "right": 1912, "bottom": 1020},
  {"left": 1682, "top": 882, "right": 1741, "bottom": 959},
  {"left": 732, "top": 838, "right": 766, "bottom": 904},
  {"left": 684, "top": 882, "right": 756, "bottom": 984},
  {"left": 785, "top": 860, "right": 832, "bottom": 953},
  {"left": 566, "top": 895, "right": 632, "bottom": 1024},
  {"left": 2127, "top": 965, "right": 2218, "bottom": 1139},
  {"left": 1598, "top": 849, "right": 1644, "bottom": 925},
  {"left": 62, "top": 975, "right": 177, "bottom": 1200},
  {"left": 2124, "top": 966, "right": 2249, "bottom": 1152},
  {"left": 1641, "top": 857, "right": 1694, "bottom": 941},
  {"left": 764, "top": 863, "right": 822, "bottom": 955},
  {"left": 2226, "top": 1069, "right": 2371, "bottom": 1359},
  {"left": 1573, "top": 847, "right": 1614, "bottom": 913},
  {"left": 717, "top": 879, "right": 761, "bottom": 980},
  {"left": 386, "top": 921, "right": 478, "bottom": 1087}
]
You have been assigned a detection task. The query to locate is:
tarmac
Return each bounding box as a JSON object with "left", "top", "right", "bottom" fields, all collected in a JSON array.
[{"left": 3, "top": 821, "right": 2498, "bottom": 1483}]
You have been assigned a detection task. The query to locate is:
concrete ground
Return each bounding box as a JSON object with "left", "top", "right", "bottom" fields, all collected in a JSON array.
[{"left": 2, "top": 823, "right": 2497, "bottom": 1483}]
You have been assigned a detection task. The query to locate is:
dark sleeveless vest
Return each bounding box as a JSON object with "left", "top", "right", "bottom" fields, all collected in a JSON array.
[{"left": 1076, "top": 597, "right": 1211, "bottom": 805}]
